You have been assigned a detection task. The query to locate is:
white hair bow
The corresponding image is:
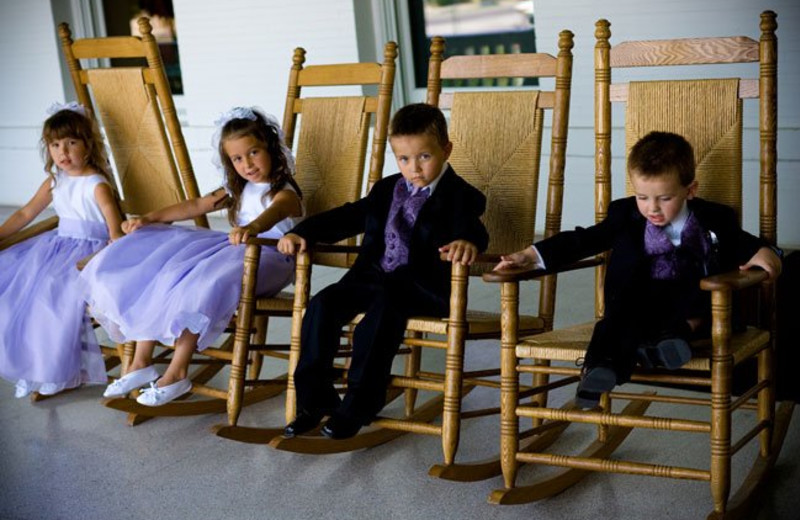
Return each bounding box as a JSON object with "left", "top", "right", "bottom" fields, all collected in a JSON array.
[{"left": 46, "top": 101, "right": 88, "bottom": 117}]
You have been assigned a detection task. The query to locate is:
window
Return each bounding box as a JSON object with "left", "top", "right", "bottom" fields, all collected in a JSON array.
[
  {"left": 101, "top": 0, "right": 183, "bottom": 95},
  {"left": 408, "top": 0, "right": 537, "bottom": 90}
]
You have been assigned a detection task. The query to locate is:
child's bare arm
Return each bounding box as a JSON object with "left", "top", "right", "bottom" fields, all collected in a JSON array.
[
  {"left": 0, "top": 179, "right": 52, "bottom": 240},
  {"left": 440, "top": 239, "right": 479, "bottom": 265},
  {"left": 124, "top": 188, "right": 229, "bottom": 234},
  {"left": 739, "top": 246, "right": 782, "bottom": 280},
  {"left": 94, "top": 182, "right": 124, "bottom": 241},
  {"left": 493, "top": 246, "right": 541, "bottom": 271}
]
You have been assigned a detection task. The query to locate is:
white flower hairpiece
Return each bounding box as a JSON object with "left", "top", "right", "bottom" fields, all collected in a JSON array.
[
  {"left": 46, "top": 101, "right": 88, "bottom": 117},
  {"left": 211, "top": 106, "right": 295, "bottom": 194},
  {"left": 213, "top": 106, "right": 258, "bottom": 128}
]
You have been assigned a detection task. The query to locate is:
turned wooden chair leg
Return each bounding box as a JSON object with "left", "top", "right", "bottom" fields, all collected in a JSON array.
[
  {"left": 501, "top": 281, "right": 521, "bottom": 489},
  {"left": 248, "top": 315, "right": 268, "bottom": 381},
  {"left": 710, "top": 290, "right": 733, "bottom": 515},
  {"left": 404, "top": 335, "right": 422, "bottom": 416}
]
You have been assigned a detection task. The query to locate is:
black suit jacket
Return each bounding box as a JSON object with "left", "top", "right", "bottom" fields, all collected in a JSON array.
[
  {"left": 534, "top": 197, "right": 766, "bottom": 314},
  {"left": 290, "top": 166, "right": 489, "bottom": 299}
]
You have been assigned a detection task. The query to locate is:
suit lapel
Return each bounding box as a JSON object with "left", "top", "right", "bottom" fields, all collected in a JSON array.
[{"left": 413, "top": 167, "right": 454, "bottom": 244}]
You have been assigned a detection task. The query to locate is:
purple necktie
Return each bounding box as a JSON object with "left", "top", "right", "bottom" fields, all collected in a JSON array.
[
  {"left": 644, "top": 212, "right": 710, "bottom": 280},
  {"left": 380, "top": 180, "right": 430, "bottom": 272}
]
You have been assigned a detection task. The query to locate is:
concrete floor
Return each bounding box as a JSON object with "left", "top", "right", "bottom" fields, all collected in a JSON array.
[{"left": 0, "top": 208, "right": 798, "bottom": 520}]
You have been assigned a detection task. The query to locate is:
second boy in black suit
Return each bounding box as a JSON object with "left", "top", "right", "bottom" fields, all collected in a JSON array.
[
  {"left": 495, "top": 131, "right": 781, "bottom": 408},
  {"left": 278, "top": 103, "right": 489, "bottom": 439}
]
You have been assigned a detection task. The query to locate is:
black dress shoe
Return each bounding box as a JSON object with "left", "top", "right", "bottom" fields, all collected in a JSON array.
[
  {"left": 575, "top": 365, "right": 616, "bottom": 409},
  {"left": 320, "top": 414, "right": 363, "bottom": 440},
  {"left": 637, "top": 324, "right": 693, "bottom": 370},
  {"left": 283, "top": 410, "right": 323, "bottom": 438}
]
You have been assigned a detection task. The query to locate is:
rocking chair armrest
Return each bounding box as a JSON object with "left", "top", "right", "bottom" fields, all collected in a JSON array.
[
  {"left": 437, "top": 251, "right": 503, "bottom": 265},
  {"left": 699, "top": 268, "right": 769, "bottom": 292},
  {"left": 304, "top": 243, "right": 362, "bottom": 255},
  {"left": 0, "top": 216, "right": 59, "bottom": 251},
  {"left": 481, "top": 256, "right": 603, "bottom": 283},
  {"left": 244, "top": 237, "right": 280, "bottom": 247}
]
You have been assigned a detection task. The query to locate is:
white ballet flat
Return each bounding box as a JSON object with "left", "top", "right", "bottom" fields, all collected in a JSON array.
[
  {"left": 103, "top": 365, "right": 160, "bottom": 398},
  {"left": 38, "top": 383, "right": 66, "bottom": 396},
  {"left": 14, "top": 380, "right": 31, "bottom": 399},
  {"left": 135, "top": 378, "right": 192, "bottom": 407}
]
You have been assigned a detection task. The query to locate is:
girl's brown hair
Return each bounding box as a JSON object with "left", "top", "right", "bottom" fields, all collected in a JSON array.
[
  {"left": 217, "top": 111, "right": 302, "bottom": 227},
  {"left": 40, "top": 108, "right": 116, "bottom": 189}
]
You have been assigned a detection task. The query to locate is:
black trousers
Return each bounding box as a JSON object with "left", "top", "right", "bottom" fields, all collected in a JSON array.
[
  {"left": 585, "top": 277, "right": 709, "bottom": 383},
  {"left": 294, "top": 265, "right": 448, "bottom": 422}
]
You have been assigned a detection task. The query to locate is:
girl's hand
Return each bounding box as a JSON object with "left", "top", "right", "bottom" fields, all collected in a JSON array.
[
  {"left": 229, "top": 226, "right": 254, "bottom": 246},
  {"left": 440, "top": 239, "right": 478, "bottom": 265},
  {"left": 122, "top": 216, "right": 151, "bottom": 234},
  {"left": 277, "top": 233, "right": 306, "bottom": 255}
]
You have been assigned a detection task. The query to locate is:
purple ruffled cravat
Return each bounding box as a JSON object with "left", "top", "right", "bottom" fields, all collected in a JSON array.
[
  {"left": 644, "top": 212, "right": 710, "bottom": 280},
  {"left": 380, "top": 179, "right": 430, "bottom": 272}
]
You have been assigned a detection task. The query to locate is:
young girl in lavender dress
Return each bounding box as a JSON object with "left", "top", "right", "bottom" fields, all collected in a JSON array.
[
  {"left": 0, "top": 103, "right": 124, "bottom": 397},
  {"left": 80, "top": 107, "right": 303, "bottom": 406}
]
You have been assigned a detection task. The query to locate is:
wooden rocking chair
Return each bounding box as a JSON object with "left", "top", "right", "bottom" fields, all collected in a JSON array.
[
  {"left": 266, "top": 32, "right": 575, "bottom": 481},
  {"left": 207, "top": 41, "right": 398, "bottom": 439},
  {"left": 58, "top": 18, "right": 216, "bottom": 422},
  {"left": 485, "top": 12, "right": 794, "bottom": 518},
  {"left": 43, "top": 18, "right": 206, "bottom": 410}
]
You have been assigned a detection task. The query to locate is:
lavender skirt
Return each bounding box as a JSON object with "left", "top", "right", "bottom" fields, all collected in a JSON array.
[
  {"left": 0, "top": 219, "right": 108, "bottom": 391},
  {"left": 80, "top": 224, "right": 294, "bottom": 351}
]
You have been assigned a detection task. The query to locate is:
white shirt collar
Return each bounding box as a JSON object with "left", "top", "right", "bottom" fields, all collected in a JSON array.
[
  {"left": 664, "top": 201, "right": 690, "bottom": 245},
  {"left": 404, "top": 162, "right": 448, "bottom": 196}
]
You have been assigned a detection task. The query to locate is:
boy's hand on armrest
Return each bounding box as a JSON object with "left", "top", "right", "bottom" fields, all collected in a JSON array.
[
  {"left": 739, "top": 246, "right": 782, "bottom": 281},
  {"left": 277, "top": 233, "right": 307, "bottom": 256},
  {"left": 440, "top": 240, "right": 478, "bottom": 265},
  {"left": 493, "top": 246, "right": 540, "bottom": 271}
]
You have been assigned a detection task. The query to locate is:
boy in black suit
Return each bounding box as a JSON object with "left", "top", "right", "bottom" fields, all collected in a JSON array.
[
  {"left": 278, "top": 103, "right": 489, "bottom": 438},
  {"left": 495, "top": 131, "right": 781, "bottom": 408}
]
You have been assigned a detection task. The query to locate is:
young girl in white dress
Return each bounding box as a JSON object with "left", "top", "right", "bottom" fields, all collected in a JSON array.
[
  {"left": 0, "top": 102, "right": 123, "bottom": 397},
  {"left": 80, "top": 107, "right": 303, "bottom": 406}
]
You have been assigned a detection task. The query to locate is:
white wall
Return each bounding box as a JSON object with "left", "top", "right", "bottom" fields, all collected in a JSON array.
[
  {"left": 172, "top": 0, "right": 362, "bottom": 195},
  {"left": 533, "top": 0, "right": 800, "bottom": 247},
  {"left": 0, "top": 0, "right": 66, "bottom": 205}
]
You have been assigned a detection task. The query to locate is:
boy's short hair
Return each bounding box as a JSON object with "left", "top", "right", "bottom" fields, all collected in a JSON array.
[
  {"left": 627, "top": 131, "right": 695, "bottom": 186},
  {"left": 389, "top": 103, "right": 449, "bottom": 147}
]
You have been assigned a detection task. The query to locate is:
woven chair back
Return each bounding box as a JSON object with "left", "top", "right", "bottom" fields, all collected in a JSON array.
[
  {"left": 448, "top": 91, "right": 544, "bottom": 274},
  {"left": 625, "top": 79, "right": 743, "bottom": 219}
]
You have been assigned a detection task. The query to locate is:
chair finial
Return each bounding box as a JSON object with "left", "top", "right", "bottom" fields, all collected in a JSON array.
[
  {"left": 595, "top": 19, "right": 611, "bottom": 46},
  {"left": 137, "top": 17, "right": 153, "bottom": 37},
  {"left": 760, "top": 10, "right": 777, "bottom": 36},
  {"left": 292, "top": 47, "right": 306, "bottom": 69},
  {"left": 383, "top": 41, "right": 398, "bottom": 62},
  {"left": 558, "top": 30, "right": 575, "bottom": 52},
  {"left": 57, "top": 22, "right": 72, "bottom": 42}
]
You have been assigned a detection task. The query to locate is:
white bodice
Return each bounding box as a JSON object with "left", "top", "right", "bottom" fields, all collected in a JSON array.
[
  {"left": 236, "top": 181, "right": 304, "bottom": 239},
  {"left": 51, "top": 172, "right": 109, "bottom": 223}
]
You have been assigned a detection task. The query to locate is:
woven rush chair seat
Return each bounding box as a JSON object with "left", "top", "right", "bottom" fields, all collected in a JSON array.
[
  {"left": 516, "top": 322, "right": 770, "bottom": 372},
  {"left": 406, "top": 312, "right": 546, "bottom": 337}
]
